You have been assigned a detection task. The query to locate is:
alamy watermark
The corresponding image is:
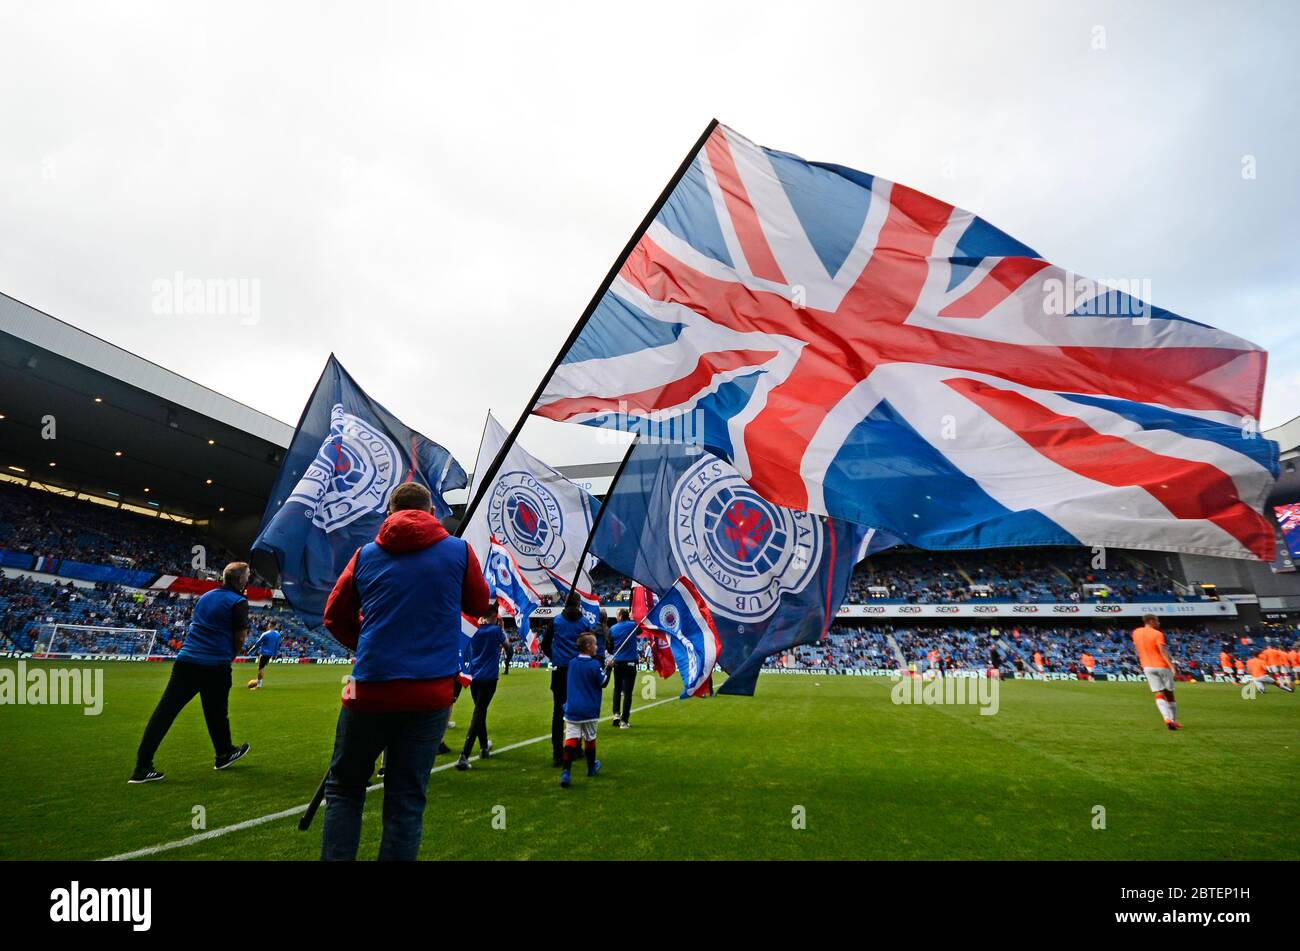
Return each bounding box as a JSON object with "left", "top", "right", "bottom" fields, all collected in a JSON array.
[
  {"left": 152, "top": 271, "right": 261, "bottom": 325},
  {"left": 891, "top": 671, "right": 1000, "bottom": 715},
  {"left": 594, "top": 402, "right": 704, "bottom": 452},
  {"left": 0, "top": 661, "right": 103, "bottom": 715},
  {"left": 1042, "top": 272, "right": 1152, "bottom": 323},
  {"left": 50, "top": 881, "right": 150, "bottom": 931}
]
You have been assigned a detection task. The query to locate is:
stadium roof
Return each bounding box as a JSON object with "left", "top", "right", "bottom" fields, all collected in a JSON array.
[
  {"left": 4, "top": 286, "right": 1296, "bottom": 523},
  {"left": 0, "top": 292, "right": 292, "bottom": 521},
  {"left": 1264, "top": 414, "right": 1300, "bottom": 504}
]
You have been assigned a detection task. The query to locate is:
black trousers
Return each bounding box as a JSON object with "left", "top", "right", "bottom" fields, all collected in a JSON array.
[
  {"left": 136, "top": 660, "right": 234, "bottom": 767},
  {"left": 461, "top": 680, "right": 498, "bottom": 757},
  {"left": 612, "top": 662, "right": 637, "bottom": 723},
  {"left": 550, "top": 667, "right": 568, "bottom": 761}
]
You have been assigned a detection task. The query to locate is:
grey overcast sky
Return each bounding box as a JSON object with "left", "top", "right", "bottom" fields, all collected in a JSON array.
[{"left": 1, "top": 0, "right": 1297, "bottom": 472}]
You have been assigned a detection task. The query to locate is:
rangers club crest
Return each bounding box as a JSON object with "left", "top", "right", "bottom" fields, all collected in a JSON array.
[
  {"left": 658, "top": 602, "right": 681, "bottom": 634},
  {"left": 494, "top": 558, "right": 513, "bottom": 587},
  {"left": 287, "top": 403, "right": 401, "bottom": 533},
  {"left": 487, "top": 470, "right": 567, "bottom": 569},
  {"left": 669, "top": 456, "right": 822, "bottom": 623}
]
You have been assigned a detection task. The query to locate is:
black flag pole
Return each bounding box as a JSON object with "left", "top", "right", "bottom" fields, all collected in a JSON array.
[
  {"left": 566, "top": 432, "right": 640, "bottom": 595},
  {"left": 454, "top": 409, "right": 495, "bottom": 537},
  {"left": 455, "top": 118, "right": 721, "bottom": 537},
  {"left": 301, "top": 120, "right": 720, "bottom": 834}
]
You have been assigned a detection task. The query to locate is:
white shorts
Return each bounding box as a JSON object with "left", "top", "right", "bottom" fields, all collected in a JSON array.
[
  {"left": 1143, "top": 667, "right": 1175, "bottom": 693},
  {"left": 564, "top": 719, "right": 598, "bottom": 742},
  {"left": 1221, "top": 664, "right": 1234, "bottom": 674}
]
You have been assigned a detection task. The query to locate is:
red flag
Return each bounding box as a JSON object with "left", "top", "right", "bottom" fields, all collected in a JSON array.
[
  {"left": 651, "top": 630, "right": 676, "bottom": 679},
  {"left": 631, "top": 583, "right": 657, "bottom": 623}
]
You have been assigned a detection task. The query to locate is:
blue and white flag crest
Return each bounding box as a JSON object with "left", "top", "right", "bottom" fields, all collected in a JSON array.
[
  {"left": 589, "top": 442, "right": 897, "bottom": 695},
  {"left": 463, "top": 412, "right": 600, "bottom": 594},
  {"left": 252, "top": 355, "right": 466, "bottom": 626},
  {"left": 485, "top": 537, "right": 542, "bottom": 650},
  {"left": 643, "top": 576, "right": 722, "bottom": 699}
]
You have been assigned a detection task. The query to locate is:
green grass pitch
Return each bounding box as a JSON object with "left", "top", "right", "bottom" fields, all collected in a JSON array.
[{"left": 0, "top": 661, "right": 1295, "bottom": 860}]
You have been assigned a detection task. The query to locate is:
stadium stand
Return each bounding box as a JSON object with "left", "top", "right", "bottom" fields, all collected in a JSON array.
[
  {"left": 763, "top": 621, "right": 1299, "bottom": 679},
  {"left": 1, "top": 466, "right": 1296, "bottom": 678},
  {"left": 845, "top": 547, "right": 1196, "bottom": 604},
  {"left": 0, "top": 479, "right": 270, "bottom": 585},
  {"left": 0, "top": 574, "right": 343, "bottom": 658}
]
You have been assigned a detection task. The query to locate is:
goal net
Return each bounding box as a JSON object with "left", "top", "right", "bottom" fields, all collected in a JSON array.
[{"left": 39, "top": 624, "right": 159, "bottom": 659}]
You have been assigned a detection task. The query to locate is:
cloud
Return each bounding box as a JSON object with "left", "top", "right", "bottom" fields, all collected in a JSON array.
[{"left": 1, "top": 0, "right": 1296, "bottom": 478}]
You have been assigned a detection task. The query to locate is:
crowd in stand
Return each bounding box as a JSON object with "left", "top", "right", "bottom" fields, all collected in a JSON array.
[
  {"left": 2, "top": 480, "right": 1195, "bottom": 613},
  {"left": 0, "top": 573, "right": 343, "bottom": 658},
  {"left": 0, "top": 478, "right": 1280, "bottom": 679},
  {"left": 846, "top": 548, "right": 1190, "bottom": 604},
  {"left": 0, "top": 480, "right": 268, "bottom": 584},
  {"left": 766, "top": 621, "right": 1299, "bottom": 679}
]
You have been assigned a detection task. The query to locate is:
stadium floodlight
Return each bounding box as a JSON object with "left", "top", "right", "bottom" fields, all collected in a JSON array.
[{"left": 39, "top": 624, "right": 160, "bottom": 659}]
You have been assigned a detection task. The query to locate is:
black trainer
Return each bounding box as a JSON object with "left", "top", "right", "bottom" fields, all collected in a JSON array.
[
  {"left": 438, "top": 741, "right": 452, "bottom": 755},
  {"left": 128, "top": 767, "right": 165, "bottom": 784},
  {"left": 455, "top": 754, "right": 472, "bottom": 771},
  {"left": 215, "top": 742, "right": 250, "bottom": 770}
]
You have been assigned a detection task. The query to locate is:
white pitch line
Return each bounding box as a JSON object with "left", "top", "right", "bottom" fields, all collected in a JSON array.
[{"left": 100, "top": 695, "right": 680, "bottom": 861}]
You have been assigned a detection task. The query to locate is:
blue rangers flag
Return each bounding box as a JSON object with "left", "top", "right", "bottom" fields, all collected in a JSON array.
[
  {"left": 545, "top": 569, "right": 603, "bottom": 629},
  {"left": 589, "top": 442, "right": 896, "bottom": 695},
  {"left": 485, "top": 537, "right": 543, "bottom": 651},
  {"left": 252, "top": 355, "right": 467, "bottom": 626},
  {"left": 642, "top": 576, "right": 721, "bottom": 699},
  {"left": 534, "top": 122, "right": 1278, "bottom": 561}
]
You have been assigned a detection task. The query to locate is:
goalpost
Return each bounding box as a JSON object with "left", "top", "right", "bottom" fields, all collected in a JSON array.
[{"left": 39, "top": 624, "right": 159, "bottom": 659}]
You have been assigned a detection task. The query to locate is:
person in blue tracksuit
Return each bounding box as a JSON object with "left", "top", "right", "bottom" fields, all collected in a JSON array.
[
  {"left": 246, "top": 623, "right": 282, "bottom": 689},
  {"left": 607, "top": 608, "right": 639, "bottom": 728},
  {"left": 130, "top": 562, "right": 253, "bottom": 783},
  {"left": 456, "top": 602, "right": 505, "bottom": 771},
  {"left": 541, "top": 591, "right": 603, "bottom": 766},
  {"left": 559, "top": 632, "right": 611, "bottom": 788}
]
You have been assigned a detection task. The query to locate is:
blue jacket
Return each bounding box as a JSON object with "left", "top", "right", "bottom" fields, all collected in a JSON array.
[
  {"left": 325, "top": 510, "right": 490, "bottom": 684},
  {"left": 178, "top": 587, "right": 247, "bottom": 666},
  {"left": 469, "top": 623, "right": 504, "bottom": 682},
  {"left": 563, "top": 654, "right": 609, "bottom": 721},
  {"left": 549, "top": 611, "right": 598, "bottom": 668},
  {"left": 609, "top": 620, "right": 639, "bottom": 663},
  {"left": 253, "top": 629, "right": 282, "bottom": 657}
]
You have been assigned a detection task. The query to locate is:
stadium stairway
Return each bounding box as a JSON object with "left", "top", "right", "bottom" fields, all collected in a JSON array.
[
  {"left": 886, "top": 633, "right": 907, "bottom": 669},
  {"left": 997, "top": 637, "right": 1019, "bottom": 665}
]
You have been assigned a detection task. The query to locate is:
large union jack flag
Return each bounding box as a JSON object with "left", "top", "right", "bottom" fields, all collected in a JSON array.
[{"left": 534, "top": 123, "right": 1279, "bottom": 560}]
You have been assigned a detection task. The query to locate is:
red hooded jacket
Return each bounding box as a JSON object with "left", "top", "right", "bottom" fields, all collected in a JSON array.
[{"left": 324, "top": 509, "right": 490, "bottom": 713}]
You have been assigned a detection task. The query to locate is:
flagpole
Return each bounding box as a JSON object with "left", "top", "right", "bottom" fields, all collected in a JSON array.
[
  {"left": 454, "top": 409, "right": 495, "bottom": 538},
  {"left": 567, "top": 432, "right": 640, "bottom": 593},
  {"left": 457, "top": 118, "right": 721, "bottom": 532},
  {"left": 611, "top": 619, "right": 646, "bottom": 658}
]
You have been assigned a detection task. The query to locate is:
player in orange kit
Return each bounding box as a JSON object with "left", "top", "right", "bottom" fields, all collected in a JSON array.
[
  {"left": 1245, "top": 655, "right": 1274, "bottom": 693},
  {"left": 1219, "top": 649, "right": 1234, "bottom": 679},
  {"left": 1262, "top": 644, "right": 1294, "bottom": 692},
  {"left": 1131, "top": 614, "right": 1180, "bottom": 730}
]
